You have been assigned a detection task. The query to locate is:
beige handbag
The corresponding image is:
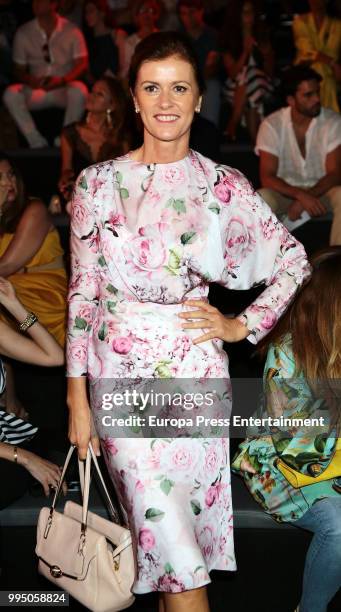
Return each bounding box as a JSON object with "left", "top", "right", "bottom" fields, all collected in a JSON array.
[{"left": 36, "top": 444, "right": 135, "bottom": 612}]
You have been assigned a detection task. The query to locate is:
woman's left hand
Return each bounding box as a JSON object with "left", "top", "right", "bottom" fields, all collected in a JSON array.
[{"left": 179, "top": 300, "right": 249, "bottom": 345}]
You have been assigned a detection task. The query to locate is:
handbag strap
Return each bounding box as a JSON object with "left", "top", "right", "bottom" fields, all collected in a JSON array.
[
  {"left": 50, "top": 443, "right": 121, "bottom": 526},
  {"left": 78, "top": 444, "right": 121, "bottom": 523}
]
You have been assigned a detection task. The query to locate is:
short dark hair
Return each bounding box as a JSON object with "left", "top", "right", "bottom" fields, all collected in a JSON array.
[
  {"left": 128, "top": 31, "right": 205, "bottom": 94},
  {"left": 282, "top": 64, "right": 322, "bottom": 98}
]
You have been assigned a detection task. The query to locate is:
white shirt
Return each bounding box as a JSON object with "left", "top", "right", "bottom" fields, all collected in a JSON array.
[
  {"left": 255, "top": 106, "right": 341, "bottom": 187},
  {"left": 12, "top": 15, "right": 88, "bottom": 78}
]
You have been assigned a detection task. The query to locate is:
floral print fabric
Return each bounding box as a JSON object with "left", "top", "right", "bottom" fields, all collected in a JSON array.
[
  {"left": 66, "top": 150, "right": 310, "bottom": 593},
  {"left": 232, "top": 338, "right": 341, "bottom": 523}
]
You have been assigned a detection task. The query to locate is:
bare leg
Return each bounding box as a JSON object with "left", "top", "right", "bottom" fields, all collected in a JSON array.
[
  {"left": 163, "top": 586, "right": 210, "bottom": 612},
  {"left": 225, "top": 84, "right": 247, "bottom": 141},
  {"left": 158, "top": 593, "right": 165, "bottom": 612},
  {"left": 245, "top": 107, "right": 261, "bottom": 143}
]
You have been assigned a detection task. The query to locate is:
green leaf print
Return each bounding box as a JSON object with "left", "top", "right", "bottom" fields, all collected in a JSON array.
[
  {"left": 98, "top": 322, "right": 108, "bottom": 341},
  {"left": 168, "top": 248, "right": 181, "bottom": 271},
  {"left": 98, "top": 255, "right": 107, "bottom": 267},
  {"left": 274, "top": 438, "right": 292, "bottom": 454},
  {"left": 280, "top": 454, "right": 300, "bottom": 470},
  {"left": 181, "top": 231, "right": 197, "bottom": 245},
  {"left": 106, "top": 284, "right": 118, "bottom": 294},
  {"left": 115, "top": 171, "right": 123, "bottom": 184},
  {"left": 208, "top": 202, "right": 220, "bottom": 214},
  {"left": 160, "top": 478, "right": 174, "bottom": 496},
  {"left": 164, "top": 563, "right": 174, "bottom": 574},
  {"left": 314, "top": 434, "right": 328, "bottom": 453},
  {"left": 74, "top": 316, "right": 87, "bottom": 330},
  {"left": 173, "top": 199, "right": 186, "bottom": 213},
  {"left": 166, "top": 198, "right": 175, "bottom": 208},
  {"left": 190, "top": 500, "right": 202, "bottom": 515},
  {"left": 294, "top": 452, "right": 321, "bottom": 465},
  {"left": 145, "top": 508, "right": 165, "bottom": 522},
  {"left": 79, "top": 175, "right": 87, "bottom": 190},
  {"left": 107, "top": 301, "right": 117, "bottom": 314},
  {"left": 120, "top": 187, "right": 129, "bottom": 199}
]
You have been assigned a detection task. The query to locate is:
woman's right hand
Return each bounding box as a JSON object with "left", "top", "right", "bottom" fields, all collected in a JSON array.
[{"left": 68, "top": 397, "right": 101, "bottom": 460}]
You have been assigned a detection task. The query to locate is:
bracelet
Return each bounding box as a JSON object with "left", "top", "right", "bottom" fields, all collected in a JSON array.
[
  {"left": 19, "top": 311, "right": 38, "bottom": 332},
  {"left": 13, "top": 446, "right": 18, "bottom": 463}
]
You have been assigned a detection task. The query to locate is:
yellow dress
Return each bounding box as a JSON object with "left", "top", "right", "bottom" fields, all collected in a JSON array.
[
  {"left": 0, "top": 229, "right": 67, "bottom": 346},
  {"left": 293, "top": 13, "right": 341, "bottom": 112}
]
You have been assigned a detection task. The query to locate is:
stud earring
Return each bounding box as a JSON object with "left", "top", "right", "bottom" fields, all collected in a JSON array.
[
  {"left": 195, "top": 105, "right": 201, "bottom": 113},
  {"left": 135, "top": 107, "right": 140, "bottom": 114}
]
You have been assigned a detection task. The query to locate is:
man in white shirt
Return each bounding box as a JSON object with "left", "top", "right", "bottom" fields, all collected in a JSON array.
[
  {"left": 3, "top": 0, "right": 88, "bottom": 148},
  {"left": 256, "top": 64, "right": 341, "bottom": 245}
]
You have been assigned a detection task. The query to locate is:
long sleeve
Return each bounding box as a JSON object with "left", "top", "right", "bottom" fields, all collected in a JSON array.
[
  {"left": 215, "top": 166, "right": 311, "bottom": 344},
  {"left": 66, "top": 168, "right": 101, "bottom": 377}
]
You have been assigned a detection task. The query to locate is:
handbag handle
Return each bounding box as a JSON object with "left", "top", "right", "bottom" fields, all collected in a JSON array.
[
  {"left": 78, "top": 444, "right": 121, "bottom": 523},
  {"left": 50, "top": 443, "right": 121, "bottom": 527}
]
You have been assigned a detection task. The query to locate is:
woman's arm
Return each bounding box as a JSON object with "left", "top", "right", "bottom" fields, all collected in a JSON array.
[
  {"left": 66, "top": 168, "right": 102, "bottom": 459},
  {"left": 58, "top": 131, "right": 75, "bottom": 196},
  {"left": 223, "top": 50, "right": 249, "bottom": 81},
  {"left": 0, "top": 442, "right": 64, "bottom": 496},
  {"left": 0, "top": 278, "right": 64, "bottom": 366},
  {"left": 0, "top": 200, "right": 51, "bottom": 277}
]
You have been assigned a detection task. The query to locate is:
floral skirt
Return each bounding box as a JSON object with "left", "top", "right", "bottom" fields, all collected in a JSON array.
[{"left": 97, "top": 435, "right": 236, "bottom": 594}]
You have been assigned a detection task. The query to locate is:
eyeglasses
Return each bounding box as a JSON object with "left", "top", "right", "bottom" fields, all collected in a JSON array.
[{"left": 42, "top": 42, "right": 51, "bottom": 63}]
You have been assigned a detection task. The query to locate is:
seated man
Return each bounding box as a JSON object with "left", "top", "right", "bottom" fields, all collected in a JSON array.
[
  {"left": 256, "top": 64, "right": 341, "bottom": 245},
  {"left": 3, "top": 0, "right": 88, "bottom": 148}
]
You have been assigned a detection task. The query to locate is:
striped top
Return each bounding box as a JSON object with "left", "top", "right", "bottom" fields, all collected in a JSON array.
[{"left": 0, "top": 360, "right": 38, "bottom": 445}]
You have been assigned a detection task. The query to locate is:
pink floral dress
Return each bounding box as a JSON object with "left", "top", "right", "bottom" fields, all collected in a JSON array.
[{"left": 66, "top": 150, "right": 310, "bottom": 594}]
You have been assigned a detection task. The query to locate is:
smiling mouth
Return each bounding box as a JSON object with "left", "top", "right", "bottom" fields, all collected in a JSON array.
[{"left": 154, "top": 114, "right": 179, "bottom": 123}]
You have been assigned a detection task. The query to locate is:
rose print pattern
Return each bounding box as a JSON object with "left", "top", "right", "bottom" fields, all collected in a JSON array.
[{"left": 67, "top": 150, "right": 310, "bottom": 593}]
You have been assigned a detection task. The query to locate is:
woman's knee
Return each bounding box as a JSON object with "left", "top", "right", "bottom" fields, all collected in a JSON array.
[{"left": 312, "top": 497, "right": 341, "bottom": 540}]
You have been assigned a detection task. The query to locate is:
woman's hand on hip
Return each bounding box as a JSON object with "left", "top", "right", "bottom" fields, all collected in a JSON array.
[{"left": 179, "top": 300, "right": 249, "bottom": 344}]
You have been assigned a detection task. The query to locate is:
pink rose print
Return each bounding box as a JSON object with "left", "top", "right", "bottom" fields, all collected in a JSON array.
[
  {"left": 260, "top": 310, "right": 277, "bottom": 330},
  {"left": 198, "top": 525, "right": 215, "bottom": 559},
  {"left": 72, "top": 196, "right": 92, "bottom": 233},
  {"left": 112, "top": 336, "right": 133, "bottom": 354},
  {"left": 102, "top": 437, "right": 118, "bottom": 456},
  {"left": 225, "top": 216, "right": 256, "bottom": 259},
  {"left": 159, "top": 440, "right": 204, "bottom": 482},
  {"left": 138, "top": 528, "right": 155, "bottom": 552},
  {"left": 214, "top": 179, "right": 231, "bottom": 204},
  {"left": 162, "top": 166, "right": 186, "bottom": 185},
  {"left": 123, "top": 223, "right": 167, "bottom": 275},
  {"left": 205, "top": 482, "right": 224, "bottom": 507},
  {"left": 157, "top": 573, "right": 186, "bottom": 592},
  {"left": 78, "top": 303, "right": 93, "bottom": 323},
  {"left": 68, "top": 338, "right": 87, "bottom": 363}
]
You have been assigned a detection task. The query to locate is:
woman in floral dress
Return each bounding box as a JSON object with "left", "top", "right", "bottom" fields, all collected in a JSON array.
[{"left": 66, "top": 32, "right": 310, "bottom": 612}]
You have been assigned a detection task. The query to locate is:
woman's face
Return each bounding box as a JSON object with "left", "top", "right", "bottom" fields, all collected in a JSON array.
[
  {"left": 135, "top": 1, "right": 160, "bottom": 29},
  {"left": 242, "top": 2, "right": 255, "bottom": 28},
  {"left": 0, "top": 160, "right": 17, "bottom": 204},
  {"left": 133, "top": 55, "right": 201, "bottom": 145},
  {"left": 84, "top": 2, "right": 102, "bottom": 29},
  {"left": 86, "top": 80, "right": 113, "bottom": 113}
]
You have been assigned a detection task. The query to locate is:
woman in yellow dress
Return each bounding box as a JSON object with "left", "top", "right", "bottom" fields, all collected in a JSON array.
[
  {"left": 293, "top": 0, "right": 341, "bottom": 112},
  {"left": 0, "top": 154, "right": 67, "bottom": 416}
]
